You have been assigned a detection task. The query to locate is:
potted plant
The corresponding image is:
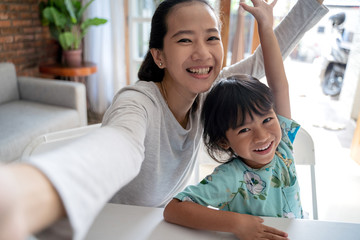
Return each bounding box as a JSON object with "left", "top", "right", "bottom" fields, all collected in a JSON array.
[{"left": 39, "top": 0, "right": 107, "bottom": 66}]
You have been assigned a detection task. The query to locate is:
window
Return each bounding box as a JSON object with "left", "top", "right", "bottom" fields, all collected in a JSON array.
[{"left": 128, "top": 0, "right": 155, "bottom": 84}]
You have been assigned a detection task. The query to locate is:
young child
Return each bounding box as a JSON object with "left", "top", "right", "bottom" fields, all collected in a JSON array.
[{"left": 163, "top": 0, "right": 302, "bottom": 239}]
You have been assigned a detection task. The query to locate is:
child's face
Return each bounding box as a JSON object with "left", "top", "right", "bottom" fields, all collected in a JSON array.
[
  {"left": 223, "top": 109, "right": 282, "bottom": 169},
  {"left": 159, "top": 2, "right": 223, "bottom": 97}
]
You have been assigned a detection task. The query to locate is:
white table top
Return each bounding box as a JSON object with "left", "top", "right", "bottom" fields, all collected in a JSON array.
[{"left": 85, "top": 203, "right": 360, "bottom": 240}]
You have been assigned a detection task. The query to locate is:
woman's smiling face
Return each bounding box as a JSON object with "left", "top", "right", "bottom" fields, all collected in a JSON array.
[{"left": 158, "top": 1, "right": 223, "bottom": 98}]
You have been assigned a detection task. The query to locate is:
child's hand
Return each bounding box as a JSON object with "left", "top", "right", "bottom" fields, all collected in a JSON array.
[
  {"left": 240, "top": 0, "right": 277, "bottom": 30},
  {"left": 232, "top": 214, "right": 289, "bottom": 240}
]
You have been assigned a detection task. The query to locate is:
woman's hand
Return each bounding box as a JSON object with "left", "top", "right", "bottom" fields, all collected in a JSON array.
[
  {"left": 0, "top": 164, "right": 66, "bottom": 240},
  {"left": 240, "top": 0, "right": 277, "bottom": 30},
  {"left": 0, "top": 167, "right": 27, "bottom": 240},
  {"left": 232, "top": 214, "right": 289, "bottom": 240}
]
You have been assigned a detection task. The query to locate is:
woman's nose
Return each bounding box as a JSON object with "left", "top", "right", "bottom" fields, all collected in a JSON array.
[{"left": 191, "top": 41, "right": 211, "bottom": 61}]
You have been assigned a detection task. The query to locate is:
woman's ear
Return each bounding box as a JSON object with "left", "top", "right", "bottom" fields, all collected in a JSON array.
[{"left": 150, "top": 48, "right": 165, "bottom": 69}]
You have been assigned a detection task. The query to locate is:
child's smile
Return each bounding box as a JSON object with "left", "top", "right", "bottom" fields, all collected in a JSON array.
[
  {"left": 224, "top": 109, "right": 282, "bottom": 169},
  {"left": 253, "top": 140, "right": 274, "bottom": 154}
]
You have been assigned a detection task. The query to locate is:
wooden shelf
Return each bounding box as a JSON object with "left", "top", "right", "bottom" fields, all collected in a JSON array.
[{"left": 39, "top": 62, "right": 97, "bottom": 77}]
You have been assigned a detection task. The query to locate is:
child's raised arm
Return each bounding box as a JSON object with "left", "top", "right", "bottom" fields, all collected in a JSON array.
[{"left": 241, "top": 0, "right": 291, "bottom": 119}]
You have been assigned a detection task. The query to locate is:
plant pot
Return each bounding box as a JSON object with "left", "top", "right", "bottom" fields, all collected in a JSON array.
[{"left": 62, "top": 49, "right": 83, "bottom": 67}]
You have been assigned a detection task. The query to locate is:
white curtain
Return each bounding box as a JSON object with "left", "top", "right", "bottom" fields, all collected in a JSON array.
[{"left": 83, "top": 0, "right": 126, "bottom": 114}]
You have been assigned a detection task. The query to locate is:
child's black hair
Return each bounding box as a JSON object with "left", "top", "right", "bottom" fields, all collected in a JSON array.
[{"left": 201, "top": 74, "right": 274, "bottom": 162}]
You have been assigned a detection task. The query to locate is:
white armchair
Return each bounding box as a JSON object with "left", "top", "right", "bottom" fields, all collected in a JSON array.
[{"left": 0, "top": 62, "right": 87, "bottom": 163}]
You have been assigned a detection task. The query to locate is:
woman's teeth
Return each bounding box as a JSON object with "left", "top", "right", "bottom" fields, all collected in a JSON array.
[{"left": 188, "top": 67, "right": 210, "bottom": 74}]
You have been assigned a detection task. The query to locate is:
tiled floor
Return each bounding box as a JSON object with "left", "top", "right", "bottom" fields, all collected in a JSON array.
[{"left": 198, "top": 59, "right": 360, "bottom": 224}]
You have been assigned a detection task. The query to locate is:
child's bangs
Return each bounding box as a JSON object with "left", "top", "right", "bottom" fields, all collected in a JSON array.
[{"left": 223, "top": 77, "right": 274, "bottom": 129}]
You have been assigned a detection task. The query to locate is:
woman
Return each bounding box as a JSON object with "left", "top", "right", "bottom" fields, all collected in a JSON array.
[{"left": 0, "top": 0, "right": 328, "bottom": 239}]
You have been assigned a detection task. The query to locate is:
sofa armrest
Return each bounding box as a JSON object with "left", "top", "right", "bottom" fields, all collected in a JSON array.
[{"left": 18, "top": 76, "right": 87, "bottom": 125}]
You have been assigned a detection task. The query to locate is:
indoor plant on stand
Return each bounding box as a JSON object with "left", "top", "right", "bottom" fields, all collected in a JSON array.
[{"left": 39, "top": 0, "right": 107, "bottom": 67}]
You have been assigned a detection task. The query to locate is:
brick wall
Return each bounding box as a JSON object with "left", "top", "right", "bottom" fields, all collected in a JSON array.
[{"left": 0, "top": 0, "right": 60, "bottom": 76}]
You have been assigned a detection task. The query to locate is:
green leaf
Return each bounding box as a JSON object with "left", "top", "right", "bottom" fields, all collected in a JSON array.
[
  {"left": 53, "top": 0, "right": 67, "bottom": 14},
  {"left": 42, "top": 7, "right": 54, "bottom": 21},
  {"left": 64, "top": 0, "right": 77, "bottom": 24},
  {"left": 72, "top": 0, "right": 82, "bottom": 10},
  {"left": 43, "top": 7, "right": 67, "bottom": 28},
  {"left": 259, "top": 194, "right": 266, "bottom": 200},
  {"left": 271, "top": 176, "right": 281, "bottom": 188},
  {"left": 239, "top": 187, "right": 248, "bottom": 200},
  {"left": 74, "top": 36, "right": 81, "bottom": 49},
  {"left": 81, "top": 17, "right": 107, "bottom": 31},
  {"left": 281, "top": 167, "right": 290, "bottom": 187},
  {"left": 77, "top": 0, "right": 94, "bottom": 20},
  {"left": 59, "top": 32, "right": 75, "bottom": 50},
  {"left": 72, "top": 0, "right": 81, "bottom": 20}
]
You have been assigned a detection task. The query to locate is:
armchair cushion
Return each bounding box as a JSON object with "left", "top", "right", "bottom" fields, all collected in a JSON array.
[
  {"left": 18, "top": 77, "right": 87, "bottom": 125},
  {"left": 0, "top": 101, "right": 80, "bottom": 163}
]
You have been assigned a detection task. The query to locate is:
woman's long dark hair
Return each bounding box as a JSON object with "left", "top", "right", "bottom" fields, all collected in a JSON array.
[
  {"left": 201, "top": 75, "right": 274, "bottom": 163},
  {"left": 138, "top": 0, "right": 216, "bottom": 82}
]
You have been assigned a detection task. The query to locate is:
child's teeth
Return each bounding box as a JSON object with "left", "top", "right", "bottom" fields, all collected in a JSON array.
[{"left": 256, "top": 142, "right": 271, "bottom": 151}]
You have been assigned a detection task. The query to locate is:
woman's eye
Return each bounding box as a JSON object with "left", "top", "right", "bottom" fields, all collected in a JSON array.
[
  {"left": 208, "top": 36, "right": 220, "bottom": 41},
  {"left": 177, "top": 38, "right": 191, "bottom": 43}
]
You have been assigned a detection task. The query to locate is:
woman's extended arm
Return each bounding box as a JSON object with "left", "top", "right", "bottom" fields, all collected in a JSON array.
[
  {"left": 0, "top": 125, "right": 145, "bottom": 240},
  {"left": 0, "top": 90, "right": 148, "bottom": 240},
  {"left": 164, "top": 199, "right": 288, "bottom": 240}
]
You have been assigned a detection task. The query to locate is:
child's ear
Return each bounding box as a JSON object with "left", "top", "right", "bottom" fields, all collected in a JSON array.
[
  {"left": 150, "top": 48, "right": 165, "bottom": 68},
  {"left": 218, "top": 138, "right": 230, "bottom": 150}
]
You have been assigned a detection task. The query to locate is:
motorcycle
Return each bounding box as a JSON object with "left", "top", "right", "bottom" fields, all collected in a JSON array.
[{"left": 319, "top": 12, "right": 352, "bottom": 97}]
